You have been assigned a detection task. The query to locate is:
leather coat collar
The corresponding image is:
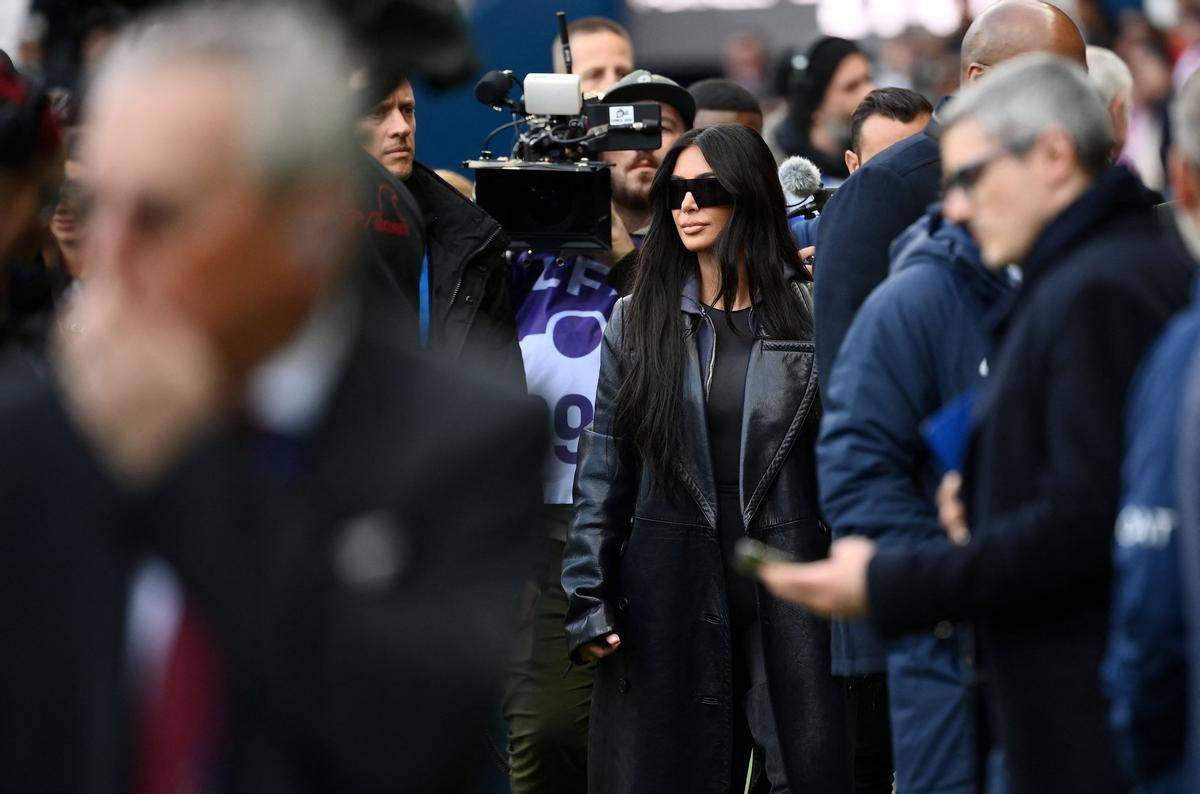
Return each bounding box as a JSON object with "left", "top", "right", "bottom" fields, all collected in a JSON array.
[{"left": 674, "top": 274, "right": 819, "bottom": 529}]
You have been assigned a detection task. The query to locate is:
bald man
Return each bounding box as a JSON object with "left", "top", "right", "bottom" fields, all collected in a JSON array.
[
  {"left": 810, "top": 2, "right": 1087, "bottom": 791},
  {"left": 816, "top": 0, "right": 1086, "bottom": 398}
]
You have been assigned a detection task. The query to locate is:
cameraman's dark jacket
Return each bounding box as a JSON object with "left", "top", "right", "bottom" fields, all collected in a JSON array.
[{"left": 405, "top": 161, "right": 525, "bottom": 389}]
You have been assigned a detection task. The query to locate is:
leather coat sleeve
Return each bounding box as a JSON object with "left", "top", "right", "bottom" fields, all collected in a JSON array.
[{"left": 561, "top": 297, "right": 638, "bottom": 662}]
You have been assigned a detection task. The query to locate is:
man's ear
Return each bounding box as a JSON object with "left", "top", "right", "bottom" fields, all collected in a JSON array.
[
  {"left": 844, "top": 149, "right": 860, "bottom": 174},
  {"left": 964, "top": 63, "right": 988, "bottom": 83},
  {"left": 1170, "top": 149, "right": 1200, "bottom": 214},
  {"left": 1034, "top": 129, "right": 1079, "bottom": 185}
]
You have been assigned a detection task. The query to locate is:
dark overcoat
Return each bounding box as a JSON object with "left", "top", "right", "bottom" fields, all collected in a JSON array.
[
  {"left": 868, "top": 166, "right": 1196, "bottom": 794},
  {"left": 563, "top": 281, "right": 851, "bottom": 794},
  {"left": 0, "top": 265, "right": 546, "bottom": 793}
]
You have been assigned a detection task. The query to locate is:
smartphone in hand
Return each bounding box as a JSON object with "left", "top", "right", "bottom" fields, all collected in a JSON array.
[{"left": 732, "top": 537, "right": 795, "bottom": 577}]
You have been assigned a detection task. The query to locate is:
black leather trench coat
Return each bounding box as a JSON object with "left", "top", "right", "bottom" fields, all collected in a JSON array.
[{"left": 562, "top": 281, "right": 851, "bottom": 794}]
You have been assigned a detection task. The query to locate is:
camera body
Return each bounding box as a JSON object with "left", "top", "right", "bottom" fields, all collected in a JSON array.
[{"left": 465, "top": 71, "right": 661, "bottom": 251}]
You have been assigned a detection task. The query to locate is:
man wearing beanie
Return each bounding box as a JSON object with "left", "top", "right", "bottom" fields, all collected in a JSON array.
[{"left": 772, "top": 37, "right": 874, "bottom": 184}]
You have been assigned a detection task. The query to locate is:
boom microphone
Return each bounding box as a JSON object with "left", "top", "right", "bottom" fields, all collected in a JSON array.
[{"left": 778, "top": 155, "right": 822, "bottom": 200}]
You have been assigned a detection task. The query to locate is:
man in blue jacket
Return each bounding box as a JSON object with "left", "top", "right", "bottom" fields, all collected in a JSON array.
[
  {"left": 811, "top": 3, "right": 1087, "bottom": 786},
  {"left": 1104, "top": 297, "right": 1197, "bottom": 794},
  {"left": 1104, "top": 70, "right": 1200, "bottom": 794},
  {"left": 818, "top": 209, "right": 1015, "bottom": 794}
]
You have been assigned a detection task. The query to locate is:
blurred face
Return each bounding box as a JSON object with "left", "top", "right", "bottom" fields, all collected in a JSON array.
[
  {"left": 51, "top": 158, "right": 88, "bottom": 278},
  {"left": 940, "top": 119, "right": 1048, "bottom": 268},
  {"left": 358, "top": 80, "right": 416, "bottom": 181},
  {"left": 670, "top": 145, "right": 733, "bottom": 255},
  {"left": 693, "top": 108, "right": 763, "bottom": 135},
  {"left": 602, "top": 102, "right": 686, "bottom": 215},
  {"left": 820, "top": 53, "right": 874, "bottom": 129},
  {"left": 563, "top": 30, "right": 633, "bottom": 95},
  {"left": 845, "top": 111, "right": 930, "bottom": 173},
  {"left": 84, "top": 64, "right": 337, "bottom": 377}
]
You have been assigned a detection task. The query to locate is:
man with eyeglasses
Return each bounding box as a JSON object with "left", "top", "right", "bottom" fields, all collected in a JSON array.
[{"left": 758, "top": 54, "right": 1195, "bottom": 793}]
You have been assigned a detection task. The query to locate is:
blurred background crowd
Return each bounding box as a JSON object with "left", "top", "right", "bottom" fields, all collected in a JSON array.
[{"left": 5, "top": 0, "right": 1198, "bottom": 191}]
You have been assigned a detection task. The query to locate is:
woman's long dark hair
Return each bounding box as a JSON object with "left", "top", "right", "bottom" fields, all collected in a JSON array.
[{"left": 614, "top": 123, "right": 811, "bottom": 486}]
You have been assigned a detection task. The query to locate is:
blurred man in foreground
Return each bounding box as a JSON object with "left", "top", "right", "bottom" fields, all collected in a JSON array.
[
  {"left": 0, "top": 4, "right": 544, "bottom": 792},
  {"left": 761, "top": 54, "right": 1194, "bottom": 793}
]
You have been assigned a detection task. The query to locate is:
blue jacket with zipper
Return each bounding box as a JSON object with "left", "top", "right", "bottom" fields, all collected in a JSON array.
[{"left": 817, "top": 205, "right": 1014, "bottom": 793}]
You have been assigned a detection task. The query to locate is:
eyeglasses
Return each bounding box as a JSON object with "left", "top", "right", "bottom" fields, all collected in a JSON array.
[
  {"left": 668, "top": 177, "right": 734, "bottom": 209},
  {"left": 940, "top": 139, "right": 1035, "bottom": 200}
]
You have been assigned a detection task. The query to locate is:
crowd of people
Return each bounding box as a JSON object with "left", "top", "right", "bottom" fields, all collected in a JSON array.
[{"left": 4, "top": 0, "right": 1200, "bottom": 793}]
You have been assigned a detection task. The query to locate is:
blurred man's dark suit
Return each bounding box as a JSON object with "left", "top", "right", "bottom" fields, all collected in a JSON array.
[{"left": 0, "top": 261, "right": 546, "bottom": 793}]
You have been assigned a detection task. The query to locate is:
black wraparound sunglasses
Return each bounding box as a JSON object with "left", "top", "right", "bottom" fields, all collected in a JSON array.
[
  {"left": 940, "top": 138, "right": 1036, "bottom": 200},
  {"left": 668, "top": 177, "right": 735, "bottom": 209}
]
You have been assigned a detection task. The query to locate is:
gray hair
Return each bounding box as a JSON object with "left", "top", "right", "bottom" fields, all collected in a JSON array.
[
  {"left": 942, "top": 53, "right": 1112, "bottom": 175},
  {"left": 88, "top": 1, "right": 356, "bottom": 189},
  {"left": 1173, "top": 68, "right": 1200, "bottom": 166},
  {"left": 1086, "top": 45, "right": 1133, "bottom": 113}
]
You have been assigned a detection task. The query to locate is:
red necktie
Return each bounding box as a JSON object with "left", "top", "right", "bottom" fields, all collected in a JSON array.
[{"left": 135, "top": 602, "right": 227, "bottom": 794}]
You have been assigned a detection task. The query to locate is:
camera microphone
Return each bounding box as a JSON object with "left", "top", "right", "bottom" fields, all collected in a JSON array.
[
  {"left": 475, "top": 70, "right": 519, "bottom": 110},
  {"left": 779, "top": 155, "right": 837, "bottom": 217},
  {"left": 778, "top": 155, "right": 822, "bottom": 200}
]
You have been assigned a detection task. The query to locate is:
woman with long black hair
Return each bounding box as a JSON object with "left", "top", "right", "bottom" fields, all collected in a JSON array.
[{"left": 563, "top": 123, "right": 851, "bottom": 793}]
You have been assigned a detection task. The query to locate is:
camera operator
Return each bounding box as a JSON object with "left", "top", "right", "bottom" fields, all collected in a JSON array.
[
  {"left": 599, "top": 70, "right": 694, "bottom": 291},
  {"left": 357, "top": 73, "right": 524, "bottom": 387},
  {"left": 504, "top": 66, "right": 693, "bottom": 794}
]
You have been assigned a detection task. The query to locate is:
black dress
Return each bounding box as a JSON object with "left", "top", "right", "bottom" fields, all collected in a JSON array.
[{"left": 705, "top": 306, "right": 757, "bottom": 630}]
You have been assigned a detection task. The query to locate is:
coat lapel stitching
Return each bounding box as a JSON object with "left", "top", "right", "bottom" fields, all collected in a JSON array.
[{"left": 742, "top": 350, "right": 818, "bottom": 526}]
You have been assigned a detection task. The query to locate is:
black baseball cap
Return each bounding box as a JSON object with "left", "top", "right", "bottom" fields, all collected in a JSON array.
[{"left": 602, "top": 69, "right": 695, "bottom": 129}]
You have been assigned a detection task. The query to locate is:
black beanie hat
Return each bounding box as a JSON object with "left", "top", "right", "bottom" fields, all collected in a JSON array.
[{"left": 799, "top": 36, "right": 861, "bottom": 112}]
